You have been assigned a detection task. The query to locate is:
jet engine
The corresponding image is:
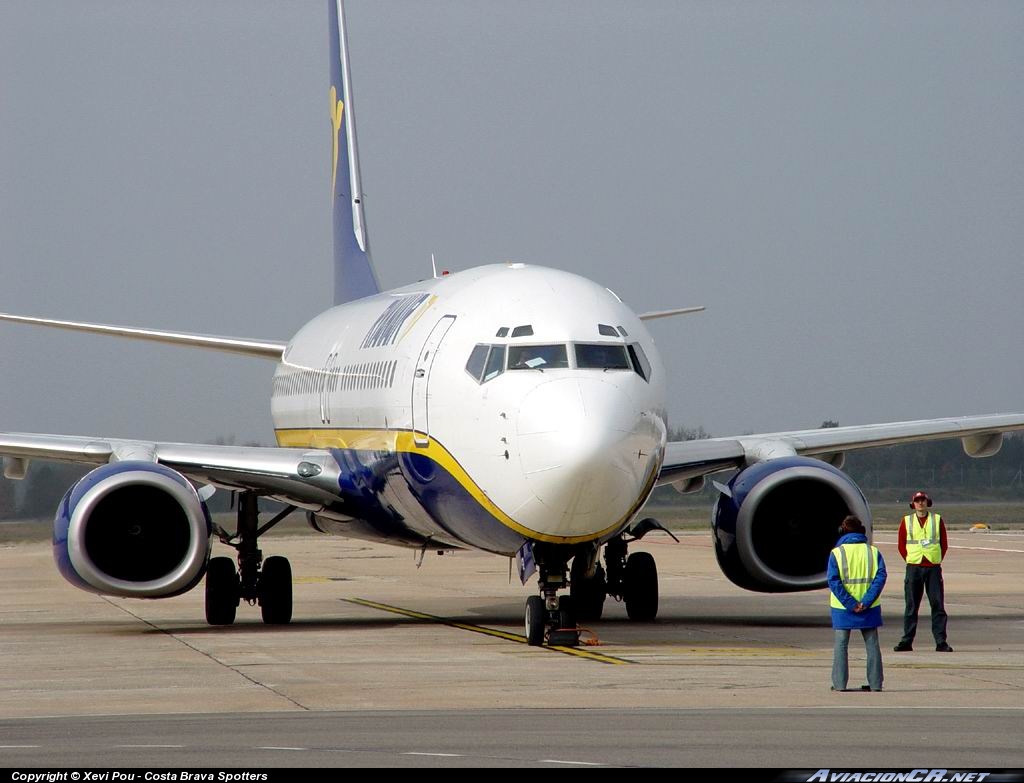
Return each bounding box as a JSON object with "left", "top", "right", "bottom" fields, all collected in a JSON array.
[
  {"left": 53, "top": 462, "right": 211, "bottom": 598},
  {"left": 712, "top": 456, "right": 871, "bottom": 592}
]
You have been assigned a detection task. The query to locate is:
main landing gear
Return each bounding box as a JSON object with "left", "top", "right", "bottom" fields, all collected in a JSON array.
[
  {"left": 205, "top": 491, "right": 297, "bottom": 626},
  {"left": 525, "top": 518, "right": 677, "bottom": 646}
]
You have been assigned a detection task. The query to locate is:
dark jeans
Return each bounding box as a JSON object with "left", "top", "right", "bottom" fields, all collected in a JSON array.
[{"left": 900, "top": 564, "right": 948, "bottom": 645}]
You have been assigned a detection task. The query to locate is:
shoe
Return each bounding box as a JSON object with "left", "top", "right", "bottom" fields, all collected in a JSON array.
[
  {"left": 859, "top": 685, "right": 871, "bottom": 691},
  {"left": 893, "top": 641, "right": 913, "bottom": 652},
  {"left": 935, "top": 643, "right": 954, "bottom": 652}
]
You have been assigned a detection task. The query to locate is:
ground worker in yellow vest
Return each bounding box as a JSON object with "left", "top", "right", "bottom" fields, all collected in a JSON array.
[
  {"left": 828, "top": 515, "right": 887, "bottom": 692},
  {"left": 894, "top": 491, "right": 952, "bottom": 652}
]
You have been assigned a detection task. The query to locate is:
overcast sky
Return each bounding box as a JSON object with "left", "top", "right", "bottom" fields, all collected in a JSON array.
[{"left": 1, "top": 1, "right": 1022, "bottom": 446}]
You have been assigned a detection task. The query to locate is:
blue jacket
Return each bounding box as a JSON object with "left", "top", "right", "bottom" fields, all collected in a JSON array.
[{"left": 827, "top": 532, "right": 887, "bottom": 629}]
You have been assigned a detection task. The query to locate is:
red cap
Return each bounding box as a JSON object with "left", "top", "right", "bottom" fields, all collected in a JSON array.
[{"left": 910, "top": 491, "right": 933, "bottom": 508}]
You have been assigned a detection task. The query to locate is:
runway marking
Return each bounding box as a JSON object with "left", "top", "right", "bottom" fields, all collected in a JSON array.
[
  {"left": 0, "top": 745, "right": 40, "bottom": 748},
  {"left": 258, "top": 746, "right": 308, "bottom": 751},
  {"left": 541, "top": 759, "right": 605, "bottom": 766},
  {"left": 874, "top": 538, "right": 1024, "bottom": 554},
  {"left": 344, "top": 598, "right": 632, "bottom": 665},
  {"left": 404, "top": 752, "right": 464, "bottom": 757},
  {"left": 890, "top": 663, "right": 1024, "bottom": 671},
  {"left": 116, "top": 744, "right": 185, "bottom": 748}
]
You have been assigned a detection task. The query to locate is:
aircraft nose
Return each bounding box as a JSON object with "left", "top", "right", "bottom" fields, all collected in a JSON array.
[{"left": 515, "top": 377, "right": 661, "bottom": 538}]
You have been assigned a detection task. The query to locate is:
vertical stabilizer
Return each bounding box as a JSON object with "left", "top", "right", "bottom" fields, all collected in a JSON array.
[{"left": 329, "top": 0, "right": 380, "bottom": 304}]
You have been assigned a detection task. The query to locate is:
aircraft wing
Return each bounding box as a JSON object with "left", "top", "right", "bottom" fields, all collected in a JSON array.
[
  {"left": 0, "top": 312, "right": 286, "bottom": 360},
  {"left": 656, "top": 413, "right": 1024, "bottom": 486},
  {"left": 0, "top": 433, "right": 342, "bottom": 508}
]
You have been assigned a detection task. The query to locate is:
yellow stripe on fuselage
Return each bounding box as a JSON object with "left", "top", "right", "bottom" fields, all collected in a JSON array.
[{"left": 274, "top": 427, "right": 646, "bottom": 545}]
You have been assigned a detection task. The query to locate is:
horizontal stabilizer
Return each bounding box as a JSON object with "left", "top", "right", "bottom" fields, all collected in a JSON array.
[
  {"left": 0, "top": 312, "right": 286, "bottom": 360},
  {"left": 637, "top": 306, "right": 705, "bottom": 321}
]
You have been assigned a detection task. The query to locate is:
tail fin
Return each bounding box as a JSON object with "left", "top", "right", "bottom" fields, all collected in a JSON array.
[{"left": 329, "top": 0, "right": 380, "bottom": 304}]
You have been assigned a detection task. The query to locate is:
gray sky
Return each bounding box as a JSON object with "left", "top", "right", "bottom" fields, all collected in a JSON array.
[{"left": 1, "top": 1, "right": 1022, "bottom": 446}]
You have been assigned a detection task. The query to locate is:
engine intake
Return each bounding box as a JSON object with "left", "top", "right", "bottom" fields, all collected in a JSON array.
[
  {"left": 53, "top": 462, "right": 211, "bottom": 598},
  {"left": 712, "top": 456, "right": 871, "bottom": 592}
]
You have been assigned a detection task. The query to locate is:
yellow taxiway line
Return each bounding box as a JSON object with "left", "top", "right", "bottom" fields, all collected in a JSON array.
[{"left": 344, "top": 597, "right": 632, "bottom": 665}]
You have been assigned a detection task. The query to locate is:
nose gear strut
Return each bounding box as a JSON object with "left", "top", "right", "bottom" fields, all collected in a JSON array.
[{"left": 524, "top": 545, "right": 581, "bottom": 647}]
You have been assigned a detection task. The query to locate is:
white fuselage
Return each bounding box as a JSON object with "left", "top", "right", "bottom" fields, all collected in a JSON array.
[{"left": 269, "top": 263, "right": 668, "bottom": 554}]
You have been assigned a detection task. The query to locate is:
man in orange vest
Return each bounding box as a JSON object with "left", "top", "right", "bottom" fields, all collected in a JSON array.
[{"left": 894, "top": 491, "right": 953, "bottom": 652}]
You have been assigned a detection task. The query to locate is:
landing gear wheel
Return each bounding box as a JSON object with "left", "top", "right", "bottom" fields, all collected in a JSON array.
[
  {"left": 525, "top": 595, "right": 546, "bottom": 646},
  {"left": 624, "top": 551, "right": 658, "bottom": 621},
  {"left": 570, "top": 558, "right": 607, "bottom": 621},
  {"left": 205, "top": 556, "right": 240, "bottom": 626},
  {"left": 258, "top": 556, "right": 293, "bottom": 625}
]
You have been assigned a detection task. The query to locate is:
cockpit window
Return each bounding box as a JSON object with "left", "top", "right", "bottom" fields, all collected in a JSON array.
[
  {"left": 466, "top": 344, "right": 507, "bottom": 383},
  {"left": 575, "top": 343, "right": 631, "bottom": 370},
  {"left": 627, "top": 343, "right": 652, "bottom": 382},
  {"left": 598, "top": 324, "right": 618, "bottom": 337},
  {"left": 483, "top": 345, "right": 506, "bottom": 381},
  {"left": 495, "top": 327, "right": 509, "bottom": 337},
  {"left": 511, "top": 325, "right": 534, "bottom": 338},
  {"left": 508, "top": 344, "right": 568, "bottom": 370},
  {"left": 465, "top": 344, "right": 489, "bottom": 382}
]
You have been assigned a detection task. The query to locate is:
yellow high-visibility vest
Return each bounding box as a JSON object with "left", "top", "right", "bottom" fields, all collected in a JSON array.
[
  {"left": 830, "top": 542, "right": 882, "bottom": 610},
  {"left": 905, "top": 512, "right": 943, "bottom": 565}
]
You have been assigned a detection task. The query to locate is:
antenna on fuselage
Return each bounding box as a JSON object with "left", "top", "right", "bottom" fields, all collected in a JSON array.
[{"left": 431, "top": 253, "right": 438, "bottom": 279}]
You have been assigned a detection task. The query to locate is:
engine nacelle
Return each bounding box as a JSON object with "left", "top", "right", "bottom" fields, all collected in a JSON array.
[
  {"left": 712, "top": 456, "right": 871, "bottom": 592},
  {"left": 53, "top": 462, "right": 212, "bottom": 598}
]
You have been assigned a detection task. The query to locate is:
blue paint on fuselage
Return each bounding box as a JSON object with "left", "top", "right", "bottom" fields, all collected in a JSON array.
[{"left": 315, "top": 445, "right": 526, "bottom": 555}]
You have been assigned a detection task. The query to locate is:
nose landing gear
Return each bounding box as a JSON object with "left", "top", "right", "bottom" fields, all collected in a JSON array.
[{"left": 524, "top": 547, "right": 581, "bottom": 647}]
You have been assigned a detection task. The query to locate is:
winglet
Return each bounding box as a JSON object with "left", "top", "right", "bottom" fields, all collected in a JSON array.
[{"left": 329, "top": 0, "right": 380, "bottom": 305}]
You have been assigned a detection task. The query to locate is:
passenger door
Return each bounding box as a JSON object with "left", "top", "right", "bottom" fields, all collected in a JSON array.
[{"left": 411, "top": 315, "right": 455, "bottom": 446}]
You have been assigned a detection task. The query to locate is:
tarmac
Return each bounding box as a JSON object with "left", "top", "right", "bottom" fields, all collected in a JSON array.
[{"left": 1, "top": 528, "right": 1022, "bottom": 766}]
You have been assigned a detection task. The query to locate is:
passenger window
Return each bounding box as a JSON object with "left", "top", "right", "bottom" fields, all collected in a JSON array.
[
  {"left": 576, "top": 343, "right": 631, "bottom": 370},
  {"left": 465, "top": 344, "right": 489, "bottom": 382},
  {"left": 483, "top": 345, "right": 506, "bottom": 381},
  {"left": 627, "top": 343, "right": 652, "bottom": 382},
  {"left": 508, "top": 344, "right": 568, "bottom": 370}
]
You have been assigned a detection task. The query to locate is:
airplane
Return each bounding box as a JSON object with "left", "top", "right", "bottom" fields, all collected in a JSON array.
[{"left": 2, "top": 0, "right": 1023, "bottom": 647}]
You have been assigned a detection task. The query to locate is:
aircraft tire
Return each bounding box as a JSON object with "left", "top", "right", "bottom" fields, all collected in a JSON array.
[
  {"left": 525, "top": 595, "right": 546, "bottom": 646},
  {"left": 205, "top": 556, "right": 240, "bottom": 626},
  {"left": 258, "top": 556, "right": 293, "bottom": 625},
  {"left": 624, "top": 551, "right": 658, "bottom": 621}
]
